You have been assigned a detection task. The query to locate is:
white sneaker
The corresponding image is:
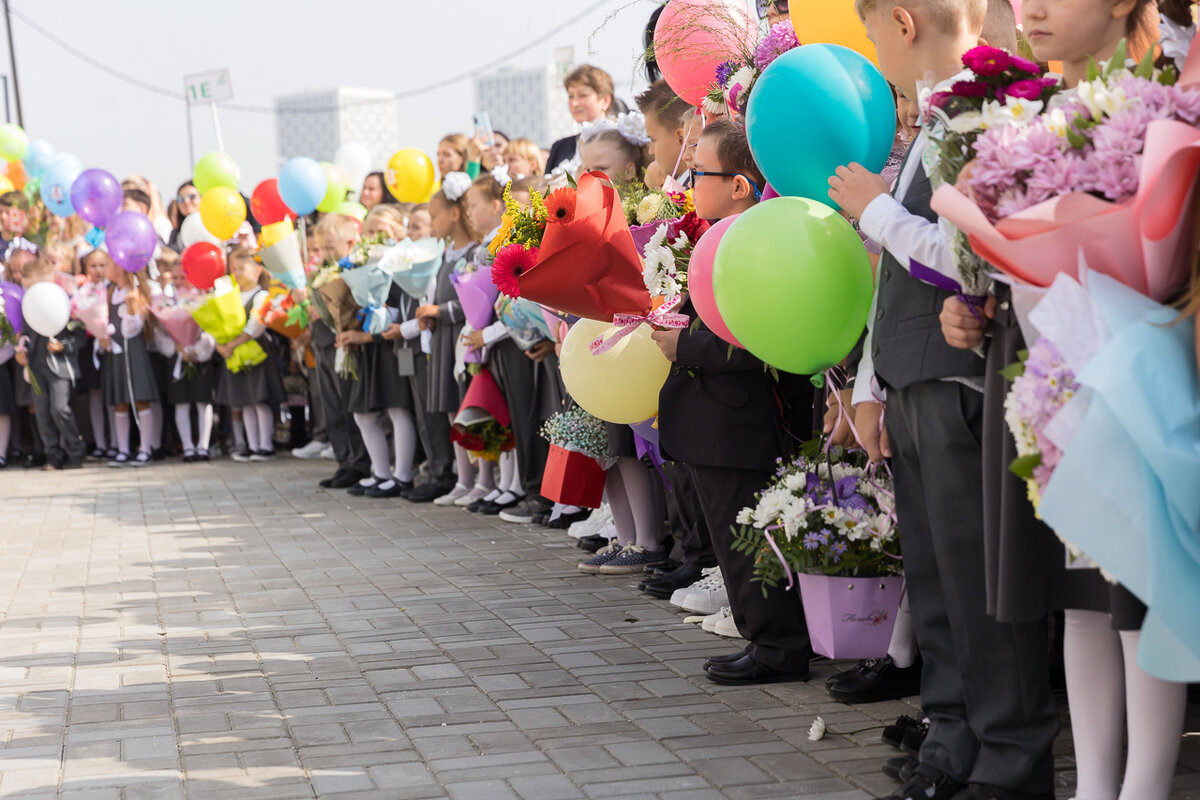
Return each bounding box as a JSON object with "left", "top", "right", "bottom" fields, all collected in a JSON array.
[
  {"left": 292, "top": 440, "right": 327, "bottom": 459},
  {"left": 701, "top": 606, "right": 732, "bottom": 633},
  {"left": 433, "top": 483, "right": 471, "bottom": 506},
  {"left": 454, "top": 484, "right": 493, "bottom": 507},
  {"left": 673, "top": 568, "right": 728, "bottom": 615},
  {"left": 319, "top": 444, "right": 335, "bottom": 459},
  {"left": 568, "top": 502, "right": 612, "bottom": 538},
  {"left": 713, "top": 612, "right": 742, "bottom": 638}
]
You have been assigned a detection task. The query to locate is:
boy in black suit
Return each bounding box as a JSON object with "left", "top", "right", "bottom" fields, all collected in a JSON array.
[{"left": 652, "top": 119, "right": 812, "bottom": 685}]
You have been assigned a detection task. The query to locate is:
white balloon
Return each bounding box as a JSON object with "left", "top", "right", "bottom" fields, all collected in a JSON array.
[
  {"left": 180, "top": 212, "right": 221, "bottom": 248},
  {"left": 334, "top": 142, "right": 373, "bottom": 197},
  {"left": 22, "top": 281, "right": 71, "bottom": 337}
]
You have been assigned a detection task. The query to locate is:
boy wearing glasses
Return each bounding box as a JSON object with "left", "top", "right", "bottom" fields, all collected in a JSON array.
[{"left": 652, "top": 119, "right": 812, "bottom": 685}]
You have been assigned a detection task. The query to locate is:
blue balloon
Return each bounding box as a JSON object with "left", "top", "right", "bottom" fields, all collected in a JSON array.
[
  {"left": 22, "top": 139, "right": 56, "bottom": 178},
  {"left": 277, "top": 157, "right": 327, "bottom": 216},
  {"left": 746, "top": 44, "right": 896, "bottom": 207},
  {"left": 40, "top": 160, "right": 81, "bottom": 217}
]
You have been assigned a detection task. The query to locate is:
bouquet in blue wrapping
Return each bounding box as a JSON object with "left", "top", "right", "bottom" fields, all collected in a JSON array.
[
  {"left": 338, "top": 235, "right": 393, "bottom": 335},
  {"left": 494, "top": 294, "right": 555, "bottom": 351},
  {"left": 379, "top": 237, "right": 445, "bottom": 300},
  {"left": 1007, "top": 263, "right": 1200, "bottom": 681}
]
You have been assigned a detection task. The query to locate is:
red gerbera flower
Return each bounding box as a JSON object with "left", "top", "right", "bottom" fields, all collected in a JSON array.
[
  {"left": 544, "top": 187, "right": 577, "bottom": 224},
  {"left": 491, "top": 244, "right": 538, "bottom": 298}
]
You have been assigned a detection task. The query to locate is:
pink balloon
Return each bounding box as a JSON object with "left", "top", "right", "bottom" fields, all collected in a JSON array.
[
  {"left": 688, "top": 215, "right": 744, "bottom": 349},
  {"left": 654, "top": 0, "right": 757, "bottom": 105},
  {"left": 1012, "top": 0, "right": 1024, "bottom": 25}
]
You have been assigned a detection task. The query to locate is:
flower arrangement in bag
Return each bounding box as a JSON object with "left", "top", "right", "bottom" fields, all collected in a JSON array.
[
  {"left": 540, "top": 406, "right": 614, "bottom": 467},
  {"left": 731, "top": 442, "right": 900, "bottom": 593},
  {"left": 641, "top": 212, "right": 710, "bottom": 301},
  {"left": 1003, "top": 339, "right": 1080, "bottom": 510}
]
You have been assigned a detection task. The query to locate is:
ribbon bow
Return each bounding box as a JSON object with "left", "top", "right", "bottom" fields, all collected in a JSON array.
[
  {"left": 588, "top": 296, "right": 689, "bottom": 356},
  {"left": 357, "top": 304, "right": 388, "bottom": 335},
  {"left": 84, "top": 227, "right": 107, "bottom": 250}
]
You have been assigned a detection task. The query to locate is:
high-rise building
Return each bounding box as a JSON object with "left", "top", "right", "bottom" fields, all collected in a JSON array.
[
  {"left": 474, "top": 50, "right": 578, "bottom": 149},
  {"left": 274, "top": 87, "right": 398, "bottom": 169}
]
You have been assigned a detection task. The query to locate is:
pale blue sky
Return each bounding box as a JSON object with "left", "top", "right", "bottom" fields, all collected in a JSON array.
[{"left": 0, "top": 0, "right": 677, "bottom": 199}]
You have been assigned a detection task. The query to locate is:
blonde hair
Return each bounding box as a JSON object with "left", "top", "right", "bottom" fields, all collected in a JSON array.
[
  {"left": 855, "top": 0, "right": 986, "bottom": 35},
  {"left": 314, "top": 213, "right": 359, "bottom": 243},
  {"left": 502, "top": 138, "right": 545, "bottom": 176},
  {"left": 363, "top": 205, "right": 407, "bottom": 240},
  {"left": 439, "top": 134, "right": 470, "bottom": 172},
  {"left": 228, "top": 245, "right": 270, "bottom": 289},
  {"left": 22, "top": 257, "right": 55, "bottom": 282}
]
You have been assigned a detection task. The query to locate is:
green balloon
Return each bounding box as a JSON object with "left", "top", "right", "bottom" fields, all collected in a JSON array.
[
  {"left": 332, "top": 200, "right": 367, "bottom": 222},
  {"left": 317, "top": 162, "right": 349, "bottom": 214},
  {"left": 193, "top": 151, "right": 240, "bottom": 195},
  {"left": 0, "top": 123, "right": 26, "bottom": 162},
  {"left": 712, "top": 197, "right": 873, "bottom": 375}
]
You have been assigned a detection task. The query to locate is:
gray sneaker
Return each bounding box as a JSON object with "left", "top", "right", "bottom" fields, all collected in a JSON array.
[
  {"left": 577, "top": 541, "right": 622, "bottom": 574},
  {"left": 597, "top": 545, "right": 668, "bottom": 575}
]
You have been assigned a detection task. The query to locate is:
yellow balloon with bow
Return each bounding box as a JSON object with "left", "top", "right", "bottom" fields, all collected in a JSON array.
[
  {"left": 791, "top": 0, "right": 879, "bottom": 66},
  {"left": 559, "top": 318, "right": 671, "bottom": 425},
  {"left": 199, "top": 186, "right": 246, "bottom": 241}
]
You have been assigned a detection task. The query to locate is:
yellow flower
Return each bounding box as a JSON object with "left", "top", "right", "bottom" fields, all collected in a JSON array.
[
  {"left": 489, "top": 213, "right": 517, "bottom": 256},
  {"left": 679, "top": 190, "right": 695, "bottom": 214}
]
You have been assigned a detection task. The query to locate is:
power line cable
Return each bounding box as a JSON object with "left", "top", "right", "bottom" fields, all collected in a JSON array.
[{"left": 8, "top": 0, "right": 615, "bottom": 114}]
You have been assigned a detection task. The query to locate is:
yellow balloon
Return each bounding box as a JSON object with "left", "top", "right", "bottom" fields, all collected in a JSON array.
[
  {"left": 385, "top": 148, "right": 436, "bottom": 203},
  {"left": 260, "top": 219, "right": 294, "bottom": 249},
  {"left": 199, "top": 186, "right": 246, "bottom": 241},
  {"left": 791, "top": 0, "right": 879, "bottom": 66},
  {"left": 0, "top": 177, "right": 14, "bottom": 195},
  {"left": 559, "top": 318, "right": 671, "bottom": 425}
]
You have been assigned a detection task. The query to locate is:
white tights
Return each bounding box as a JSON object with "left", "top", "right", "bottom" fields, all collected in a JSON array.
[
  {"left": 174, "top": 403, "right": 213, "bottom": 453},
  {"left": 1063, "top": 609, "right": 1187, "bottom": 800},
  {"left": 604, "top": 457, "right": 662, "bottom": 550},
  {"left": 240, "top": 404, "right": 274, "bottom": 453},
  {"left": 355, "top": 408, "right": 421, "bottom": 482}
]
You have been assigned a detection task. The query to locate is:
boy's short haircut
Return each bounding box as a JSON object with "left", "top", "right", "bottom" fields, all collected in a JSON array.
[
  {"left": 563, "top": 64, "right": 615, "bottom": 101},
  {"left": 314, "top": 213, "right": 358, "bottom": 242},
  {"left": 227, "top": 245, "right": 256, "bottom": 265},
  {"left": 636, "top": 80, "right": 685, "bottom": 126},
  {"left": 22, "top": 257, "right": 55, "bottom": 281},
  {"left": 855, "top": 0, "right": 986, "bottom": 35},
  {"left": 0, "top": 191, "right": 28, "bottom": 211},
  {"left": 678, "top": 105, "right": 698, "bottom": 128},
  {"left": 700, "top": 118, "right": 765, "bottom": 190},
  {"left": 124, "top": 187, "right": 152, "bottom": 211},
  {"left": 156, "top": 247, "right": 180, "bottom": 270},
  {"left": 983, "top": 0, "right": 1019, "bottom": 52}
]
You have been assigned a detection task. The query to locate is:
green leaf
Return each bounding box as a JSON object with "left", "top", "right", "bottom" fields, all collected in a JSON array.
[
  {"left": 727, "top": 344, "right": 735, "bottom": 361},
  {"left": 1086, "top": 57, "right": 1101, "bottom": 82},
  {"left": 1016, "top": 349, "right": 1029, "bottom": 362},
  {"left": 1134, "top": 41, "right": 1156, "bottom": 80},
  {"left": 1009, "top": 452, "right": 1042, "bottom": 480},
  {"left": 1105, "top": 39, "right": 1127, "bottom": 78},
  {"left": 1066, "top": 128, "right": 1089, "bottom": 151},
  {"left": 566, "top": 171, "right": 578, "bottom": 189},
  {"left": 1158, "top": 66, "right": 1179, "bottom": 86},
  {"left": 999, "top": 361, "right": 1025, "bottom": 382}
]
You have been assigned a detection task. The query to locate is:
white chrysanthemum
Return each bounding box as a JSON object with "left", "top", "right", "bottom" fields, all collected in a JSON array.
[
  {"left": 783, "top": 471, "right": 807, "bottom": 493},
  {"left": 735, "top": 507, "right": 753, "bottom": 526},
  {"left": 637, "top": 194, "right": 667, "bottom": 225},
  {"left": 946, "top": 110, "right": 985, "bottom": 134},
  {"left": 980, "top": 96, "right": 1045, "bottom": 129},
  {"left": 808, "top": 717, "right": 827, "bottom": 742}
]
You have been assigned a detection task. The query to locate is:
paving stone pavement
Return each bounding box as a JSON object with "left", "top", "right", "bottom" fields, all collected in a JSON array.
[{"left": 0, "top": 458, "right": 1195, "bottom": 800}]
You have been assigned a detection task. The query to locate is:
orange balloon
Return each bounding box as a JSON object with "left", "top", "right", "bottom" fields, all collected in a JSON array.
[
  {"left": 791, "top": 0, "right": 879, "bottom": 66},
  {"left": 6, "top": 160, "right": 25, "bottom": 191}
]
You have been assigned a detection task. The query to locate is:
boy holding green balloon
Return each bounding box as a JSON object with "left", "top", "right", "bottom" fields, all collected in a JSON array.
[
  {"left": 828, "top": 1, "right": 1058, "bottom": 799},
  {"left": 653, "top": 119, "right": 813, "bottom": 686}
]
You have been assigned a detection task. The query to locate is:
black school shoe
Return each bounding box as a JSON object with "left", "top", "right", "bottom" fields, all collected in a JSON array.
[
  {"left": 639, "top": 564, "right": 704, "bottom": 597},
  {"left": 703, "top": 653, "right": 809, "bottom": 686},
  {"left": 576, "top": 534, "right": 608, "bottom": 553},
  {"left": 882, "top": 754, "right": 918, "bottom": 783},
  {"left": 881, "top": 715, "right": 927, "bottom": 750},
  {"left": 827, "top": 656, "right": 922, "bottom": 703},
  {"left": 546, "top": 508, "right": 591, "bottom": 529},
  {"left": 366, "top": 478, "right": 412, "bottom": 499},
  {"left": 406, "top": 480, "right": 455, "bottom": 503},
  {"left": 873, "top": 765, "right": 966, "bottom": 800},
  {"left": 328, "top": 470, "right": 367, "bottom": 490}
]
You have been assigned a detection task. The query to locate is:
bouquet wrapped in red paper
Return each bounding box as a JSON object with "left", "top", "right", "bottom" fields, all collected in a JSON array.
[
  {"left": 490, "top": 171, "right": 651, "bottom": 321},
  {"left": 451, "top": 368, "right": 515, "bottom": 461}
]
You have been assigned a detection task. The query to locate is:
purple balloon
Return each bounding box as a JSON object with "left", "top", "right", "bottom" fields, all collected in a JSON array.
[
  {"left": 106, "top": 211, "right": 158, "bottom": 273},
  {"left": 0, "top": 281, "right": 24, "bottom": 335},
  {"left": 70, "top": 169, "right": 123, "bottom": 228}
]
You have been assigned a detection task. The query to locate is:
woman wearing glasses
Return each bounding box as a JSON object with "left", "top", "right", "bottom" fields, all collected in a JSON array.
[{"left": 166, "top": 182, "right": 201, "bottom": 254}]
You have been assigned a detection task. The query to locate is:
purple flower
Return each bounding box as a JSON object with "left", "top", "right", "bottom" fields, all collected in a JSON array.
[
  {"left": 950, "top": 80, "right": 990, "bottom": 98},
  {"left": 998, "top": 78, "right": 1058, "bottom": 102},
  {"left": 715, "top": 59, "right": 738, "bottom": 88},
  {"left": 1009, "top": 54, "right": 1042, "bottom": 74},
  {"left": 754, "top": 22, "right": 800, "bottom": 71},
  {"left": 963, "top": 45, "right": 1013, "bottom": 76},
  {"left": 1173, "top": 86, "right": 1200, "bottom": 124},
  {"left": 829, "top": 541, "right": 848, "bottom": 562},
  {"left": 1085, "top": 154, "right": 1140, "bottom": 202},
  {"left": 802, "top": 532, "right": 822, "bottom": 551}
]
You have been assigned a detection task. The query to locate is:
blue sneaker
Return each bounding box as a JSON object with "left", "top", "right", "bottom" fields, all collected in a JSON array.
[{"left": 577, "top": 541, "right": 621, "bottom": 574}]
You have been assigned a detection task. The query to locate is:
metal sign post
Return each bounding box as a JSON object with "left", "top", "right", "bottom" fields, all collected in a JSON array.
[{"left": 183, "top": 69, "right": 234, "bottom": 156}]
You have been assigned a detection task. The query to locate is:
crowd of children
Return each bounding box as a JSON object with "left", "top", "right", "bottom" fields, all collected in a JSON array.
[{"left": 2, "top": 1, "right": 1198, "bottom": 798}]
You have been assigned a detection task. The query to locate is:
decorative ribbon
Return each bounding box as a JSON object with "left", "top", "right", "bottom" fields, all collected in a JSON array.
[
  {"left": 588, "top": 296, "right": 689, "bottom": 355},
  {"left": 909, "top": 259, "right": 989, "bottom": 327},
  {"left": 357, "top": 305, "right": 388, "bottom": 335},
  {"left": 763, "top": 526, "right": 794, "bottom": 591}
]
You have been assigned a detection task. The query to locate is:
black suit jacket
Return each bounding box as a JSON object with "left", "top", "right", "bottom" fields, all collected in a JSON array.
[
  {"left": 658, "top": 298, "right": 789, "bottom": 473},
  {"left": 545, "top": 136, "right": 578, "bottom": 175}
]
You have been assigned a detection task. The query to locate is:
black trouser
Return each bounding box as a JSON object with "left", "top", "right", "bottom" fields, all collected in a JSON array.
[
  {"left": 409, "top": 352, "right": 453, "bottom": 484},
  {"left": 885, "top": 380, "right": 1058, "bottom": 793},
  {"left": 686, "top": 463, "right": 811, "bottom": 672},
  {"left": 31, "top": 371, "right": 85, "bottom": 463},
  {"left": 490, "top": 340, "right": 548, "bottom": 497},
  {"left": 313, "top": 341, "right": 369, "bottom": 475},
  {"left": 666, "top": 464, "right": 716, "bottom": 568}
]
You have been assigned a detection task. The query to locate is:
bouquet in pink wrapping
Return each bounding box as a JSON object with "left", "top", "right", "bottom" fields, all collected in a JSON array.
[
  {"left": 71, "top": 281, "right": 110, "bottom": 341},
  {"left": 931, "top": 44, "right": 1200, "bottom": 302},
  {"left": 151, "top": 292, "right": 202, "bottom": 350}
]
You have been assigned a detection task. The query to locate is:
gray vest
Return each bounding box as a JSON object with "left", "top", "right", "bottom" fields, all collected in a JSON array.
[{"left": 872, "top": 147, "right": 985, "bottom": 390}]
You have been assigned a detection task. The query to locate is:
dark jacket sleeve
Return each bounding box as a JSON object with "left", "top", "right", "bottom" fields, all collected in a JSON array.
[{"left": 675, "top": 326, "right": 763, "bottom": 373}]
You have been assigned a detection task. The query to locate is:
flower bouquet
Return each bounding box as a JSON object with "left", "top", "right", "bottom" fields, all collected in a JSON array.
[
  {"left": 311, "top": 258, "right": 362, "bottom": 379},
  {"left": 151, "top": 292, "right": 204, "bottom": 381},
  {"left": 256, "top": 285, "right": 309, "bottom": 339},
  {"left": 258, "top": 229, "right": 307, "bottom": 289},
  {"left": 188, "top": 276, "right": 267, "bottom": 374},
  {"left": 0, "top": 281, "right": 23, "bottom": 346},
  {"left": 642, "top": 212, "right": 711, "bottom": 302},
  {"left": 730, "top": 442, "right": 902, "bottom": 658},
  {"left": 339, "top": 235, "right": 394, "bottom": 335},
  {"left": 380, "top": 236, "right": 445, "bottom": 300},
  {"left": 491, "top": 172, "right": 652, "bottom": 322},
  {"left": 932, "top": 42, "right": 1200, "bottom": 303},
  {"left": 702, "top": 22, "right": 799, "bottom": 118},
  {"left": 539, "top": 405, "right": 614, "bottom": 508},
  {"left": 451, "top": 254, "right": 499, "bottom": 365},
  {"left": 450, "top": 368, "right": 514, "bottom": 461},
  {"left": 494, "top": 294, "right": 555, "bottom": 351}
]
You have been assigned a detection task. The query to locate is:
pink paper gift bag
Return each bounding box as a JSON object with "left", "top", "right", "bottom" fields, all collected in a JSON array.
[{"left": 797, "top": 573, "right": 904, "bottom": 660}]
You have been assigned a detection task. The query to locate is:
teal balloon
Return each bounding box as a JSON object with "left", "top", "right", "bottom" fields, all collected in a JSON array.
[
  {"left": 712, "top": 197, "right": 873, "bottom": 375},
  {"left": 277, "top": 157, "right": 327, "bottom": 216},
  {"left": 746, "top": 44, "right": 896, "bottom": 206},
  {"left": 22, "top": 140, "right": 55, "bottom": 178}
]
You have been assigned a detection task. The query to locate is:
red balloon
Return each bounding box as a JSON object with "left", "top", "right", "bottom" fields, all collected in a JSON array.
[
  {"left": 181, "top": 242, "right": 226, "bottom": 291},
  {"left": 250, "top": 179, "right": 293, "bottom": 225}
]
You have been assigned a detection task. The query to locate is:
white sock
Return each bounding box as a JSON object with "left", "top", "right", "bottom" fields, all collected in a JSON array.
[
  {"left": 354, "top": 411, "right": 392, "bottom": 479},
  {"left": 136, "top": 408, "right": 154, "bottom": 455},
  {"left": 232, "top": 416, "right": 246, "bottom": 449},
  {"left": 498, "top": 450, "right": 515, "bottom": 495},
  {"left": 196, "top": 403, "right": 213, "bottom": 451},
  {"left": 242, "top": 407, "right": 260, "bottom": 452},
  {"left": 175, "top": 405, "right": 194, "bottom": 452},
  {"left": 149, "top": 402, "right": 163, "bottom": 449},
  {"left": 114, "top": 410, "right": 131, "bottom": 455},
  {"left": 887, "top": 588, "right": 918, "bottom": 668},
  {"left": 89, "top": 390, "right": 106, "bottom": 450},
  {"left": 254, "top": 404, "right": 274, "bottom": 452},
  {"left": 453, "top": 442, "right": 475, "bottom": 487},
  {"left": 1064, "top": 609, "right": 1126, "bottom": 800},
  {"left": 386, "top": 407, "right": 417, "bottom": 482},
  {"left": 1117, "top": 629, "right": 1188, "bottom": 800}
]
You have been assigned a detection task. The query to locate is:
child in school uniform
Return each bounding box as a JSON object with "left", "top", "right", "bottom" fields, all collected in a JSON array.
[
  {"left": 99, "top": 256, "right": 159, "bottom": 467},
  {"left": 160, "top": 270, "right": 216, "bottom": 462},
  {"left": 652, "top": 119, "right": 811, "bottom": 686},
  {"left": 76, "top": 246, "right": 112, "bottom": 459},
  {"left": 214, "top": 247, "right": 285, "bottom": 462}
]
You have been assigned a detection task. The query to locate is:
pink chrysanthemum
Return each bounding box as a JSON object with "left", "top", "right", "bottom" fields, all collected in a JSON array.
[{"left": 753, "top": 22, "right": 800, "bottom": 71}]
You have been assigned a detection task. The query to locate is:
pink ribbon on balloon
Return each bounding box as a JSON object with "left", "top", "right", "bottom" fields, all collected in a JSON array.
[{"left": 587, "top": 295, "right": 689, "bottom": 356}]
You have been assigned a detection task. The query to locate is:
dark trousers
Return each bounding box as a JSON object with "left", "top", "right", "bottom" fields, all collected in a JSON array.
[
  {"left": 885, "top": 381, "right": 1057, "bottom": 792},
  {"left": 31, "top": 371, "right": 85, "bottom": 462},
  {"left": 666, "top": 464, "right": 716, "bottom": 568},
  {"left": 409, "top": 353, "right": 453, "bottom": 483},
  {"left": 490, "top": 341, "right": 548, "bottom": 497},
  {"left": 313, "top": 341, "right": 369, "bottom": 475},
  {"left": 687, "top": 463, "right": 811, "bottom": 672},
  {"left": 307, "top": 364, "right": 327, "bottom": 443}
]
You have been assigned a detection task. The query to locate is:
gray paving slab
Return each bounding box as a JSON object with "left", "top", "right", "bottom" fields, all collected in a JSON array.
[{"left": 0, "top": 458, "right": 1195, "bottom": 799}]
